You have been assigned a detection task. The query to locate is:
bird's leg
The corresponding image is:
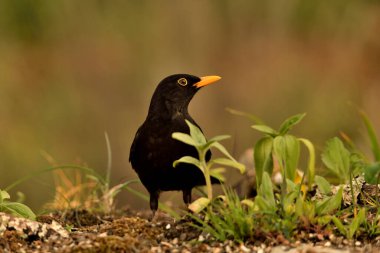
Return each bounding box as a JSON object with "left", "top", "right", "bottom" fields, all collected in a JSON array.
[
  {"left": 182, "top": 189, "right": 192, "bottom": 206},
  {"left": 149, "top": 191, "right": 159, "bottom": 220}
]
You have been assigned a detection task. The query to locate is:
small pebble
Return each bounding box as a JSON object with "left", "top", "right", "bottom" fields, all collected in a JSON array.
[
  {"left": 240, "top": 244, "right": 250, "bottom": 252},
  {"left": 324, "top": 241, "right": 332, "bottom": 247},
  {"left": 165, "top": 224, "right": 171, "bottom": 230},
  {"left": 198, "top": 235, "right": 205, "bottom": 242},
  {"left": 317, "top": 234, "right": 324, "bottom": 240},
  {"left": 98, "top": 232, "right": 107, "bottom": 237},
  {"left": 171, "top": 238, "right": 178, "bottom": 245},
  {"left": 179, "top": 233, "right": 187, "bottom": 241},
  {"left": 355, "top": 241, "right": 361, "bottom": 246},
  {"left": 160, "top": 241, "right": 173, "bottom": 248}
]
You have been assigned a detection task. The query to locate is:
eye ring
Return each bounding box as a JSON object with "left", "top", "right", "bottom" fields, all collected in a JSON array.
[{"left": 177, "top": 78, "right": 188, "bottom": 86}]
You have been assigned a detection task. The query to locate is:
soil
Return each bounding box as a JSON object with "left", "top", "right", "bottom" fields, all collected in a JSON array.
[{"left": 1, "top": 209, "right": 380, "bottom": 253}]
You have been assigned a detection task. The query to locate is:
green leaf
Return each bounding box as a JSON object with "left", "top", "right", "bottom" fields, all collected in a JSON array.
[
  {"left": 202, "top": 135, "right": 230, "bottom": 152},
  {"left": 283, "top": 186, "right": 300, "bottom": 215},
  {"left": 254, "top": 137, "right": 273, "bottom": 187},
  {"left": 16, "top": 192, "right": 25, "bottom": 203},
  {"left": 316, "top": 187, "right": 342, "bottom": 215},
  {"left": 257, "top": 172, "right": 276, "bottom": 212},
  {"left": 278, "top": 113, "right": 306, "bottom": 135},
  {"left": 212, "top": 158, "right": 245, "bottom": 174},
  {"left": 364, "top": 162, "right": 380, "bottom": 185},
  {"left": 207, "top": 135, "right": 231, "bottom": 143},
  {"left": 185, "top": 120, "right": 207, "bottom": 145},
  {"left": 172, "top": 132, "right": 197, "bottom": 147},
  {"left": 348, "top": 208, "right": 365, "bottom": 239},
  {"left": 210, "top": 142, "right": 236, "bottom": 162},
  {"left": 215, "top": 194, "right": 227, "bottom": 202},
  {"left": 254, "top": 196, "right": 275, "bottom": 213},
  {"left": 315, "top": 175, "right": 332, "bottom": 195},
  {"left": 1, "top": 202, "right": 36, "bottom": 220},
  {"left": 326, "top": 186, "right": 343, "bottom": 213},
  {"left": 316, "top": 215, "right": 331, "bottom": 226},
  {"left": 321, "top": 137, "right": 350, "bottom": 183},
  {"left": 286, "top": 179, "right": 296, "bottom": 192},
  {"left": 295, "top": 196, "right": 316, "bottom": 219},
  {"left": 359, "top": 110, "right": 380, "bottom": 161},
  {"left": 251, "top": 125, "right": 278, "bottom": 136},
  {"left": 86, "top": 174, "right": 101, "bottom": 183},
  {"left": 240, "top": 199, "right": 254, "bottom": 208},
  {"left": 295, "top": 197, "right": 304, "bottom": 217},
  {"left": 0, "top": 190, "right": 10, "bottom": 202},
  {"left": 273, "top": 135, "right": 300, "bottom": 181},
  {"left": 173, "top": 156, "right": 201, "bottom": 170},
  {"left": 331, "top": 216, "right": 347, "bottom": 236},
  {"left": 210, "top": 168, "right": 226, "bottom": 182},
  {"left": 188, "top": 197, "right": 211, "bottom": 213},
  {"left": 299, "top": 138, "right": 316, "bottom": 188},
  {"left": 225, "top": 107, "right": 265, "bottom": 124}
]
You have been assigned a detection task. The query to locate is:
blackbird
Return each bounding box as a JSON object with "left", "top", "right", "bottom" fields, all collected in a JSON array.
[{"left": 129, "top": 74, "right": 221, "bottom": 216}]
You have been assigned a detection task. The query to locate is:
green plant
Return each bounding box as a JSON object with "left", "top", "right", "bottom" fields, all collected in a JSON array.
[
  {"left": 0, "top": 189, "right": 36, "bottom": 220},
  {"left": 5, "top": 133, "right": 135, "bottom": 213},
  {"left": 339, "top": 110, "right": 380, "bottom": 208},
  {"left": 331, "top": 208, "right": 366, "bottom": 239},
  {"left": 85, "top": 133, "right": 140, "bottom": 213},
  {"left": 322, "top": 137, "right": 351, "bottom": 184},
  {"left": 253, "top": 172, "right": 276, "bottom": 214},
  {"left": 322, "top": 133, "right": 378, "bottom": 214},
  {"left": 358, "top": 111, "right": 380, "bottom": 207},
  {"left": 189, "top": 187, "right": 256, "bottom": 242},
  {"left": 364, "top": 211, "right": 380, "bottom": 238},
  {"left": 188, "top": 110, "right": 380, "bottom": 243},
  {"left": 322, "top": 137, "right": 363, "bottom": 214},
  {"left": 41, "top": 133, "right": 141, "bottom": 213},
  {"left": 172, "top": 120, "right": 245, "bottom": 212},
  {"left": 359, "top": 110, "right": 380, "bottom": 162},
  {"left": 252, "top": 113, "right": 315, "bottom": 201}
]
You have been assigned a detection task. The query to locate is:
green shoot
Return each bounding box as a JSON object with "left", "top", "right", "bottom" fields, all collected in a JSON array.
[
  {"left": 322, "top": 137, "right": 351, "bottom": 183},
  {"left": 322, "top": 137, "right": 359, "bottom": 214},
  {"left": 188, "top": 187, "right": 256, "bottom": 242},
  {"left": 172, "top": 120, "right": 245, "bottom": 212},
  {"left": 225, "top": 107, "right": 265, "bottom": 124},
  {"left": 358, "top": 110, "right": 380, "bottom": 161},
  {"left": 252, "top": 113, "right": 315, "bottom": 200},
  {"left": 331, "top": 208, "right": 366, "bottom": 239},
  {"left": 0, "top": 189, "right": 36, "bottom": 220}
]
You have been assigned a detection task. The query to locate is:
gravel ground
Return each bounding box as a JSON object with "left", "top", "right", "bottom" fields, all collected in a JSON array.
[{"left": 1, "top": 210, "right": 379, "bottom": 253}]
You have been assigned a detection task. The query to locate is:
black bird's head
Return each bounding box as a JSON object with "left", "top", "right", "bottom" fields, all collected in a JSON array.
[{"left": 147, "top": 74, "right": 221, "bottom": 119}]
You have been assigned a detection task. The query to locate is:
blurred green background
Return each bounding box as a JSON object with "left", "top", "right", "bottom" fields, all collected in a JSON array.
[{"left": 1, "top": 0, "right": 379, "bottom": 211}]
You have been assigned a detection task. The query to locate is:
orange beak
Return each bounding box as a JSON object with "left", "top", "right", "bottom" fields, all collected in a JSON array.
[{"left": 193, "top": 75, "right": 221, "bottom": 88}]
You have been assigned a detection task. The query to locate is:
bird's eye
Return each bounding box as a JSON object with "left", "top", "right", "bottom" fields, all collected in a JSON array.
[{"left": 177, "top": 78, "right": 188, "bottom": 86}]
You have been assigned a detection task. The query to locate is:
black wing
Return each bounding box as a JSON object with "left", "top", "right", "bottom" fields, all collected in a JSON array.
[{"left": 129, "top": 125, "right": 142, "bottom": 165}]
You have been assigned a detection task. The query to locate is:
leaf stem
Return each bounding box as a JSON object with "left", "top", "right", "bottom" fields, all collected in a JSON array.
[
  {"left": 376, "top": 172, "right": 380, "bottom": 210},
  {"left": 349, "top": 168, "right": 357, "bottom": 217},
  {"left": 200, "top": 150, "right": 213, "bottom": 200}
]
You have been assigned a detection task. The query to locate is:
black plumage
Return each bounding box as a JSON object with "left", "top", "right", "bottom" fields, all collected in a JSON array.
[{"left": 129, "top": 74, "right": 221, "bottom": 216}]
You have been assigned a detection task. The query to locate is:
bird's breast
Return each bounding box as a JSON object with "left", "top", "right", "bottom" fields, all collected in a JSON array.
[{"left": 135, "top": 119, "right": 194, "bottom": 166}]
